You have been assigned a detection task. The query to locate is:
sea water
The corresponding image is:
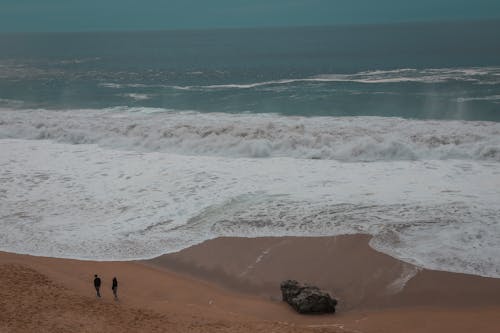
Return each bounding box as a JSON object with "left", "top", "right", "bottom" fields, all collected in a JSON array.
[{"left": 1, "top": 21, "right": 500, "bottom": 277}]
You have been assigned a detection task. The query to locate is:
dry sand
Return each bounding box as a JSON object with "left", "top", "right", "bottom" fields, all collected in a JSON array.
[{"left": 1, "top": 234, "right": 499, "bottom": 332}]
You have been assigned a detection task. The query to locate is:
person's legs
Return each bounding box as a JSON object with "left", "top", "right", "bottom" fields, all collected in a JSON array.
[
  {"left": 96, "top": 286, "right": 101, "bottom": 297},
  {"left": 113, "top": 287, "right": 117, "bottom": 299}
]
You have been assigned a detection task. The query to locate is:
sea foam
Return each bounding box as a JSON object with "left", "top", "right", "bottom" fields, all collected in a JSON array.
[
  {"left": 1, "top": 107, "right": 500, "bottom": 162},
  {"left": 162, "top": 66, "right": 500, "bottom": 90},
  {"left": 0, "top": 139, "right": 499, "bottom": 278}
]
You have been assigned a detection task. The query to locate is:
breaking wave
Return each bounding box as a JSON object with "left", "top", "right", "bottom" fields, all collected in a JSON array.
[
  {"left": 93, "top": 67, "right": 500, "bottom": 91},
  {"left": 1, "top": 107, "right": 500, "bottom": 162},
  {"left": 170, "top": 67, "right": 500, "bottom": 90}
]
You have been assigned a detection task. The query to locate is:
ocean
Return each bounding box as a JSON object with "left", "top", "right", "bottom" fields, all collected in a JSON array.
[{"left": 1, "top": 20, "right": 500, "bottom": 277}]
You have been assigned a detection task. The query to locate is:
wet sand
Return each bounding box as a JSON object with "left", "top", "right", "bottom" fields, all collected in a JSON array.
[
  {"left": 148, "top": 235, "right": 500, "bottom": 310},
  {"left": 1, "top": 234, "right": 499, "bottom": 332}
]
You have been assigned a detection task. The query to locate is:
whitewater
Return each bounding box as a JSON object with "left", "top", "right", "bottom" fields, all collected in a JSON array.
[
  {"left": 1, "top": 107, "right": 499, "bottom": 161},
  {"left": 1, "top": 107, "right": 500, "bottom": 278}
]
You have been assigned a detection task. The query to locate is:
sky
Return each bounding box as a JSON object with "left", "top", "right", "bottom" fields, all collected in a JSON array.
[{"left": 1, "top": 0, "right": 500, "bottom": 32}]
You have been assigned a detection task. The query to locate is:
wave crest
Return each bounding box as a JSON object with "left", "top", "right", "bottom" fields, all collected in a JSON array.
[
  {"left": 1, "top": 107, "right": 500, "bottom": 162},
  {"left": 164, "top": 67, "right": 500, "bottom": 91}
]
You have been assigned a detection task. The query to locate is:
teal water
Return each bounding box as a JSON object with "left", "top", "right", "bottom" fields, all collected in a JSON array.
[{"left": 1, "top": 20, "right": 500, "bottom": 120}]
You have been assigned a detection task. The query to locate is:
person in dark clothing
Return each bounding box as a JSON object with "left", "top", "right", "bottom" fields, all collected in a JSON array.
[
  {"left": 94, "top": 274, "right": 101, "bottom": 298},
  {"left": 112, "top": 277, "right": 118, "bottom": 300}
]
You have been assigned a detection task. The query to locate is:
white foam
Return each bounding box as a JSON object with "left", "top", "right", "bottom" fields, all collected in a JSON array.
[
  {"left": 1, "top": 139, "right": 499, "bottom": 278},
  {"left": 456, "top": 95, "right": 500, "bottom": 103},
  {"left": 167, "top": 66, "right": 500, "bottom": 90},
  {"left": 120, "top": 93, "right": 152, "bottom": 101},
  {"left": 58, "top": 57, "right": 101, "bottom": 65},
  {"left": 1, "top": 107, "right": 500, "bottom": 162},
  {"left": 93, "top": 66, "right": 500, "bottom": 91},
  {"left": 99, "top": 82, "right": 123, "bottom": 89},
  {"left": 309, "top": 67, "right": 500, "bottom": 84}
]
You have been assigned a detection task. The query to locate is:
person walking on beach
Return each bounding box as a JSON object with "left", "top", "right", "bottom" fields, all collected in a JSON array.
[
  {"left": 112, "top": 277, "right": 118, "bottom": 300},
  {"left": 94, "top": 274, "right": 102, "bottom": 298}
]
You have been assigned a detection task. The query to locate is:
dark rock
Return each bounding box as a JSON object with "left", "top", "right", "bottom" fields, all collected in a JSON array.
[{"left": 280, "top": 280, "right": 337, "bottom": 314}]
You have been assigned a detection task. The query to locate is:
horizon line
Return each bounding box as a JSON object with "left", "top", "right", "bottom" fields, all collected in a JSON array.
[{"left": 1, "top": 17, "right": 500, "bottom": 35}]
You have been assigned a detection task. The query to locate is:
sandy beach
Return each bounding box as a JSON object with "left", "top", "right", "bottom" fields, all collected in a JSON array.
[
  {"left": 2, "top": 7, "right": 500, "bottom": 333},
  {"left": 1, "top": 234, "right": 499, "bottom": 332}
]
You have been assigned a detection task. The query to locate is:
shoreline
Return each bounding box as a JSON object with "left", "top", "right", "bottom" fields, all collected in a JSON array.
[
  {"left": 1, "top": 234, "right": 500, "bottom": 332},
  {"left": 145, "top": 234, "right": 500, "bottom": 310}
]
